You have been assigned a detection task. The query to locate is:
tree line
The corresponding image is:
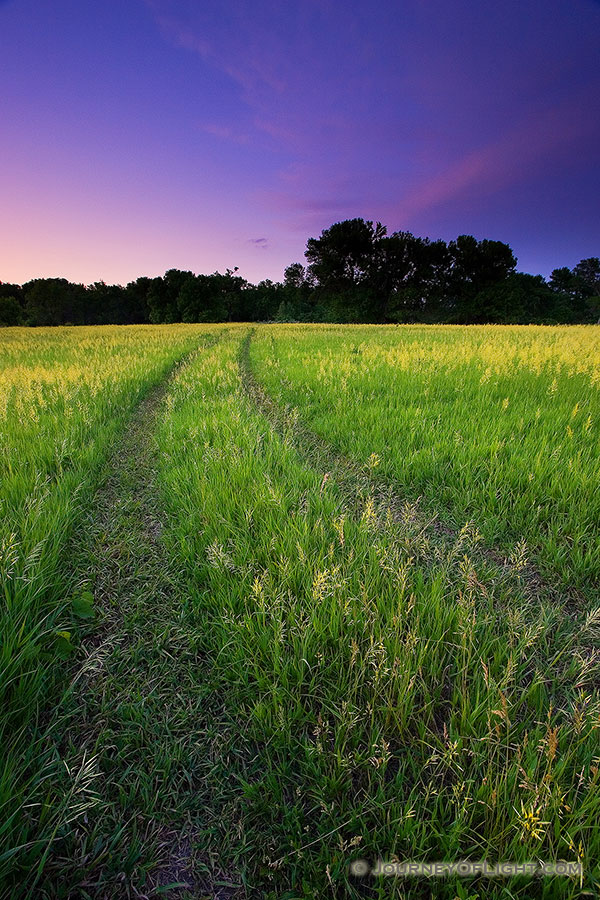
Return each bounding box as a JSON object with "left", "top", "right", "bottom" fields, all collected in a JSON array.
[{"left": 1, "top": 219, "right": 598, "bottom": 326}]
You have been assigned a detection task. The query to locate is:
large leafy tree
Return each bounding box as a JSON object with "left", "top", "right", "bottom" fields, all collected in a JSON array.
[
  {"left": 573, "top": 257, "right": 600, "bottom": 295},
  {"left": 306, "top": 218, "right": 386, "bottom": 288},
  {"left": 241, "top": 279, "right": 284, "bottom": 321},
  {"left": 85, "top": 281, "right": 129, "bottom": 325},
  {"left": 471, "top": 273, "right": 570, "bottom": 324},
  {"left": 278, "top": 263, "right": 315, "bottom": 321},
  {"left": 305, "top": 218, "right": 387, "bottom": 321},
  {"left": 176, "top": 270, "right": 247, "bottom": 323},
  {"left": 550, "top": 258, "right": 600, "bottom": 321},
  {"left": 23, "top": 278, "right": 87, "bottom": 326},
  {"left": 446, "top": 235, "right": 517, "bottom": 322},
  {"left": 0, "top": 283, "right": 24, "bottom": 326},
  {"left": 147, "top": 269, "right": 194, "bottom": 323},
  {"left": 375, "top": 233, "right": 449, "bottom": 322},
  {"left": 0, "top": 296, "right": 23, "bottom": 326},
  {"left": 123, "top": 277, "right": 153, "bottom": 324}
]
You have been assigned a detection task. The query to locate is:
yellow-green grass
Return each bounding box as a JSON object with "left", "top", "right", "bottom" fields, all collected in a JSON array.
[
  {"left": 152, "top": 329, "right": 599, "bottom": 897},
  {"left": 251, "top": 324, "right": 600, "bottom": 594},
  {"left": 0, "top": 325, "right": 214, "bottom": 887},
  {"left": 1, "top": 324, "right": 599, "bottom": 898}
]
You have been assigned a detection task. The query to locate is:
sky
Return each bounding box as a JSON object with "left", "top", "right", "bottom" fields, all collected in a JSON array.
[{"left": 1, "top": 0, "right": 599, "bottom": 286}]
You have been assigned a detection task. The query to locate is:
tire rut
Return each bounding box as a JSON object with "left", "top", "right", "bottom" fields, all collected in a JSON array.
[
  {"left": 239, "top": 329, "right": 583, "bottom": 611},
  {"left": 30, "top": 332, "right": 238, "bottom": 899}
]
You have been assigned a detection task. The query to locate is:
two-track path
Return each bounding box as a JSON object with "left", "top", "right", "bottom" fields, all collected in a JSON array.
[
  {"left": 27, "top": 327, "right": 589, "bottom": 898},
  {"left": 34, "top": 335, "right": 239, "bottom": 899}
]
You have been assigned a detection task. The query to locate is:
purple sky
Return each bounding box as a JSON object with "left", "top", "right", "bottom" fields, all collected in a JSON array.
[{"left": 1, "top": 0, "right": 599, "bottom": 285}]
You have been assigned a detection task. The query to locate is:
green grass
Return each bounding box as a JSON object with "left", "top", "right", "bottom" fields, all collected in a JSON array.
[
  {"left": 1, "top": 323, "right": 599, "bottom": 898},
  {"left": 154, "top": 329, "right": 598, "bottom": 897},
  {"left": 0, "top": 325, "right": 215, "bottom": 894},
  {"left": 250, "top": 324, "right": 600, "bottom": 594}
]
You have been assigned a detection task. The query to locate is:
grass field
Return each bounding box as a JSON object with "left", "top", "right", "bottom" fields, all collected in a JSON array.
[{"left": 1, "top": 323, "right": 599, "bottom": 899}]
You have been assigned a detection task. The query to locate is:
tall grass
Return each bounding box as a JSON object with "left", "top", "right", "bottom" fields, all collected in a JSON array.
[
  {"left": 153, "top": 329, "right": 600, "bottom": 897},
  {"left": 2, "top": 323, "right": 599, "bottom": 898},
  {"left": 0, "top": 325, "right": 210, "bottom": 886},
  {"left": 251, "top": 324, "right": 600, "bottom": 594}
]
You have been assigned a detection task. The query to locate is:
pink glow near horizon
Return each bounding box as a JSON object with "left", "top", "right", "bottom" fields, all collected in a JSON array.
[{"left": 1, "top": 0, "right": 599, "bottom": 286}]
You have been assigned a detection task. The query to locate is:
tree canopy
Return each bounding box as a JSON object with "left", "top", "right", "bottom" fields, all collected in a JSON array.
[{"left": 1, "top": 221, "right": 596, "bottom": 326}]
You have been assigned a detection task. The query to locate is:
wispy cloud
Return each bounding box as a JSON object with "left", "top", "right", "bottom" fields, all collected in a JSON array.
[
  {"left": 200, "top": 122, "right": 251, "bottom": 145},
  {"left": 145, "top": 0, "right": 600, "bottom": 251},
  {"left": 247, "top": 237, "right": 269, "bottom": 249},
  {"left": 393, "top": 85, "right": 600, "bottom": 224}
]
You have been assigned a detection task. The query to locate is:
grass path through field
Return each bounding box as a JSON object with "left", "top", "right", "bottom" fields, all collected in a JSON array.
[
  {"left": 0, "top": 325, "right": 216, "bottom": 896},
  {"left": 148, "top": 330, "right": 598, "bottom": 898},
  {"left": 10, "top": 326, "right": 599, "bottom": 898},
  {"left": 11, "top": 333, "right": 236, "bottom": 899},
  {"left": 249, "top": 325, "right": 600, "bottom": 596},
  {"left": 239, "top": 330, "right": 576, "bottom": 610}
]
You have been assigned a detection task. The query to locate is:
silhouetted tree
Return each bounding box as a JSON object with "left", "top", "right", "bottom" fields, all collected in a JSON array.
[
  {"left": 306, "top": 218, "right": 387, "bottom": 321},
  {"left": 23, "top": 278, "right": 86, "bottom": 326},
  {"left": 2, "top": 230, "right": 596, "bottom": 326},
  {"left": 245, "top": 279, "right": 284, "bottom": 321},
  {"left": 573, "top": 258, "right": 600, "bottom": 295},
  {"left": 280, "top": 263, "right": 315, "bottom": 320},
  {"left": 0, "top": 282, "right": 23, "bottom": 303},
  {"left": 445, "top": 236, "right": 516, "bottom": 322},
  {"left": 123, "top": 277, "right": 152, "bottom": 323},
  {"left": 175, "top": 270, "right": 247, "bottom": 323},
  {"left": 549, "top": 258, "right": 600, "bottom": 321},
  {"left": 470, "top": 273, "right": 569, "bottom": 323},
  {"left": 374, "top": 233, "right": 449, "bottom": 322},
  {"left": 147, "top": 269, "right": 194, "bottom": 323},
  {"left": 0, "top": 296, "right": 23, "bottom": 326},
  {"left": 85, "top": 281, "right": 130, "bottom": 324}
]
